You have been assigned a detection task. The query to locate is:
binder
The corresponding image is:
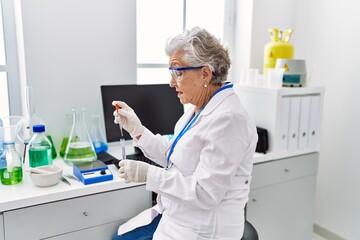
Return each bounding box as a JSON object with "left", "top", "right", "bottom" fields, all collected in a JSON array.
[
  {"left": 287, "top": 97, "right": 301, "bottom": 150},
  {"left": 279, "top": 97, "right": 290, "bottom": 151},
  {"left": 298, "top": 96, "right": 311, "bottom": 149},
  {"left": 308, "top": 95, "right": 321, "bottom": 148}
]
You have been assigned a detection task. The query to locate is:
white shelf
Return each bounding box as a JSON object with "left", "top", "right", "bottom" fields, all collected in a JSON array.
[
  {"left": 234, "top": 84, "right": 325, "bottom": 96},
  {"left": 235, "top": 85, "right": 325, "bottom": 153}
]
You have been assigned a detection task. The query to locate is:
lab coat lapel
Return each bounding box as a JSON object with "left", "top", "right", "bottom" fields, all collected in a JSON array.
[{"left": 191, "top": 87, "right": 235, "bottom": 126}]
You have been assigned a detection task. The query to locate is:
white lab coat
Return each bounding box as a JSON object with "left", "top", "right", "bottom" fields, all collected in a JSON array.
[{"left": 118, "top": 86, "right": 258, "bottom": 239}]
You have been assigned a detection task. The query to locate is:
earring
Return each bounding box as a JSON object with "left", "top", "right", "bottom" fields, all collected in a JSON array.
[{"left": 204, "top": 83, "right": 208, "bottom": 88}]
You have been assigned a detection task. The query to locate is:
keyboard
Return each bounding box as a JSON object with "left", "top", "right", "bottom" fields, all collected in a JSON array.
[{"left": 97, "top": 151, "right": 162, "bottom": 169}]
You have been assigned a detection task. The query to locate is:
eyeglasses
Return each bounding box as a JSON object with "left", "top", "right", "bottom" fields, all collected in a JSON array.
[{"left": 169, "top": 66, "right": 204, "bottom": 82}]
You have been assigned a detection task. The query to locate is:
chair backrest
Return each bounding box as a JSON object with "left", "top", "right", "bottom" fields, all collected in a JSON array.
[{"left": 241, "top": 220, "right": 259, "bottom": 240}]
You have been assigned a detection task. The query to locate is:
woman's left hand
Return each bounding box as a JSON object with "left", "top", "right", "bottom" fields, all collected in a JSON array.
[{"left": 118, "top": 160, "right": 150, "bottom": 183}]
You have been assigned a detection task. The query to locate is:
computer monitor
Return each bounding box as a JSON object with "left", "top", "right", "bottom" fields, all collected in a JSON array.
[{"left": 100, "top": 84, "right": 184, "bottom": 142}]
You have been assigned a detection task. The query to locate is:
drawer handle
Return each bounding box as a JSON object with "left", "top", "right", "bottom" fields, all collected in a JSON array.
[
  {"left": 284, "top": 169, "right": 290, "bottom": 173},
  {"left": 83, "top": 212, "right": 88, "bottom": 217}
]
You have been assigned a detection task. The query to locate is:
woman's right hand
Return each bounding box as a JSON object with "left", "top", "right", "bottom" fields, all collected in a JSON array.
[{"left": 112, "top": 101, "right": 144, "bottom": 139}]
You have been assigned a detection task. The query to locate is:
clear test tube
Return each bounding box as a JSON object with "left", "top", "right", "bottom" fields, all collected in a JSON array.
[{"left": 120, "top": 138, "right": 126, "bottom": 160}]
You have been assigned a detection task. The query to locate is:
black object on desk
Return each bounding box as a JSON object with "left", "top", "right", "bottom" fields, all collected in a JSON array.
[
  {"left": 97, "top": 151, "right": 162, "bottom": 169},
  {"left": 255, "top": 127, "right": 269, "bottom": 154}
]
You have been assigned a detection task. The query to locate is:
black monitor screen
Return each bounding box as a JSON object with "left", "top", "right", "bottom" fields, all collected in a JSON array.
[{"left": 100, "top": 84, "right": 184, "bottom": 142}]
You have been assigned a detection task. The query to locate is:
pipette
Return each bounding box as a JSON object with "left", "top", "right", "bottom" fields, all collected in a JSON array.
[
  {"left": 115, "top": 104, "right": 124, "bottom": 137},
  {"left": 115, "top": 104, "right": 126, "bottom": 160}
]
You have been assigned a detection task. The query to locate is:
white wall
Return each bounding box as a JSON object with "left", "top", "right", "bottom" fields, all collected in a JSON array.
[
  {"left": 20, "top": 0, "right": 136, "bottom": 148},
  {"left": 235, "top": 0, "right": 360, "bottom": 239},
  {"left": 294, "top": 0, "right": 360, "bottom": 239}
]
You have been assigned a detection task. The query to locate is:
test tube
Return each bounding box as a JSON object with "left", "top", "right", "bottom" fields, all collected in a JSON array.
[{"left": 120, "top": 138, "right": 126, "bottom": 160}]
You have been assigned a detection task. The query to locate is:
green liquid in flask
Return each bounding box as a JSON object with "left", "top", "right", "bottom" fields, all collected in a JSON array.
[
  {"left": 59, "top": 137, "right": 69, "bottom": 157},
  {"left": 65, "top": 142, "right": 97, "bottom": 162},
  {"left": 0, "top": 166, "right": 23, "bottom": 185},
  {"left": 29, "top": 146, "right": 52, "bottom": 167}
]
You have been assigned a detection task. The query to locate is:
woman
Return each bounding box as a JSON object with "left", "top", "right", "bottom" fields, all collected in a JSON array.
[{"left": 112, "top": 27, "right": 258, "bottom": 240}]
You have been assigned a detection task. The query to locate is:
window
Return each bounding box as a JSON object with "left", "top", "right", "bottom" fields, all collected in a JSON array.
[
  {"left": 0, "top": 0, "right": 23, "bottom": 117},
  {"left": 136, "top": 0, "right": 228, "bottom": 84}
]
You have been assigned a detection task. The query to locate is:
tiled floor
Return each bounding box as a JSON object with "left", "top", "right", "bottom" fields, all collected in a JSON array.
[{"left": 313, "top": 232, "right": 329, "bottom": 240}]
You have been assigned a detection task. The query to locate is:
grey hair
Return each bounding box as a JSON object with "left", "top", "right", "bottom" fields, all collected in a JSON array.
[{"left": 165, "top": 27, "right": 231, "bottom": 85}]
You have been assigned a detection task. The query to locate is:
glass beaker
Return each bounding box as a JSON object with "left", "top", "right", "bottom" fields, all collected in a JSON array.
[
  {"left": 63, "top": 108, "right": 97, "bottom": 165},
  {"left": 90, "top": 114, "right": 108, "bottom": 154},
  {"left": 0, "top": 116, "right": 24, "bottom": 185}
]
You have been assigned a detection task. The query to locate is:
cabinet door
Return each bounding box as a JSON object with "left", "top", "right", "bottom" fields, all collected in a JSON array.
[
  {"left": 4, "top": 185, "right": 150, "bottom": 240},
  {"left": 247, "top": 176, "right": 316, "bottom": 240}
]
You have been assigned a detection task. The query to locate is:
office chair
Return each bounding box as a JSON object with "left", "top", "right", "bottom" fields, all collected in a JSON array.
[{"left": 241, "top": 220, "right": 259, "bottom": 240}]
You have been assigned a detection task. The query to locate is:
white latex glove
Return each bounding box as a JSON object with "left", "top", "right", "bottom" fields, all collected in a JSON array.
[
  {"left": 118, "top": 160, "right": 150, "bottom": 183},
  {"left": 112, "top": 101, "right": 145, "bottom": 138}
]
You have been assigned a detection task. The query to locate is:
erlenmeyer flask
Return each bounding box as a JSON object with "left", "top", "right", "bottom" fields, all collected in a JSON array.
[
  {"left": 63, "top": 108, "right": 97, "bottom": 165},
  {"left": 59, "top": 114, "right": 73, "bottom": 157},
  {"left": 18, "top": 86, "right": 57, "bottom": 161},
  {"left": 0, "top": 116, "right": 24, "bottom": 185},
  {"left": 18, "top": 86, "right": 45, "bottom": 144},
  {"left": 90, "top": 114, "right": 108, "bottom": 153}
]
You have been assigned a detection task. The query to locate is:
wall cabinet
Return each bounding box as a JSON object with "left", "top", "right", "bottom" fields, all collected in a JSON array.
[
  {"left": 235, "top": 86, "right": 324, "bottom": 152},
  {"left": 3, "top": 185, "right": 150, "bottom": 240},
  {"left": 246, "top": 153, "right": 318, "bottom": 240}
]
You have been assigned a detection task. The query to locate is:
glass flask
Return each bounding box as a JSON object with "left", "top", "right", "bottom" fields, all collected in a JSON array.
[
  {"left": 59, "top": 114, "right": 73, "bottom": 157},
  {"left": 90, "top": 114, "right": 108, "bottom": 154},
  {"left": 28, "top": 125, "right": 53, "bottom": 167},
  {"left": 0, "top": 116, "right": 24, "bottom": 185},
  {"left": 63, "top": 108, "right": 97, "bottom": 165},
  {"left": 18, "top": 86, "right": 57, "bottom": 161}
]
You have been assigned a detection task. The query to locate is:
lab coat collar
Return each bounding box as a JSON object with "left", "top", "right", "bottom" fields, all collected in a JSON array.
[
  {"left": 179, "top": 84, "right": 235, "bottom": 128},
  {"left": 200, "top": 84, "right": 235, "bottom": 116}
]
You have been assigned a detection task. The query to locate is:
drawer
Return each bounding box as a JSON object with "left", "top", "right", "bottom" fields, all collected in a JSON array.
[
  {"left": 4, "top": 185, "right": 150, "bottom": 240},
  {"left": 251, "top": 153, "right": 318, "bottom": 189},
  {"left": 44, "top": 221, "right": 121, "bottom": 240},
  {"left": 0, "top": 214, "right": 4, "bottom": 240}
]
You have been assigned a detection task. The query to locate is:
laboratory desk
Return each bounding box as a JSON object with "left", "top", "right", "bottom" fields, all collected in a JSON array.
[
  {"left": 0, "top": 156, "right": 152, "bottom": 240},
  {"left": 0, "top": 140, "right": 319, "bottom": 240},
  {"left": 249, "top": 149, "right": 319, "bottom": 240}
]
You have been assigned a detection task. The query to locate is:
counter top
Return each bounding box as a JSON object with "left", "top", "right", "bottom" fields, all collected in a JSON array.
[
  {"left": 0, "top": 158, "right": 144, "bottom": 212},
  {"left": 253, "top": 148, "right": 319, "bottom": 164},
  {"left": 1, "top": 140, "right": 317, "bottom": 213}
]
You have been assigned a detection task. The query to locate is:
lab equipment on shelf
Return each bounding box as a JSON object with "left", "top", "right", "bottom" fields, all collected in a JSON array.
[
  {"left": 28, "top": 124, "right": 53, "bottom": 168},
  {"left": 263, "top": 28, "right": 294, "bottom": 75},
  {"left": 63, "top": 108, "right": 97, "bottom": 165},
  {"left": 0, "top": 116, "right": 24, "bottom": 185}
]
